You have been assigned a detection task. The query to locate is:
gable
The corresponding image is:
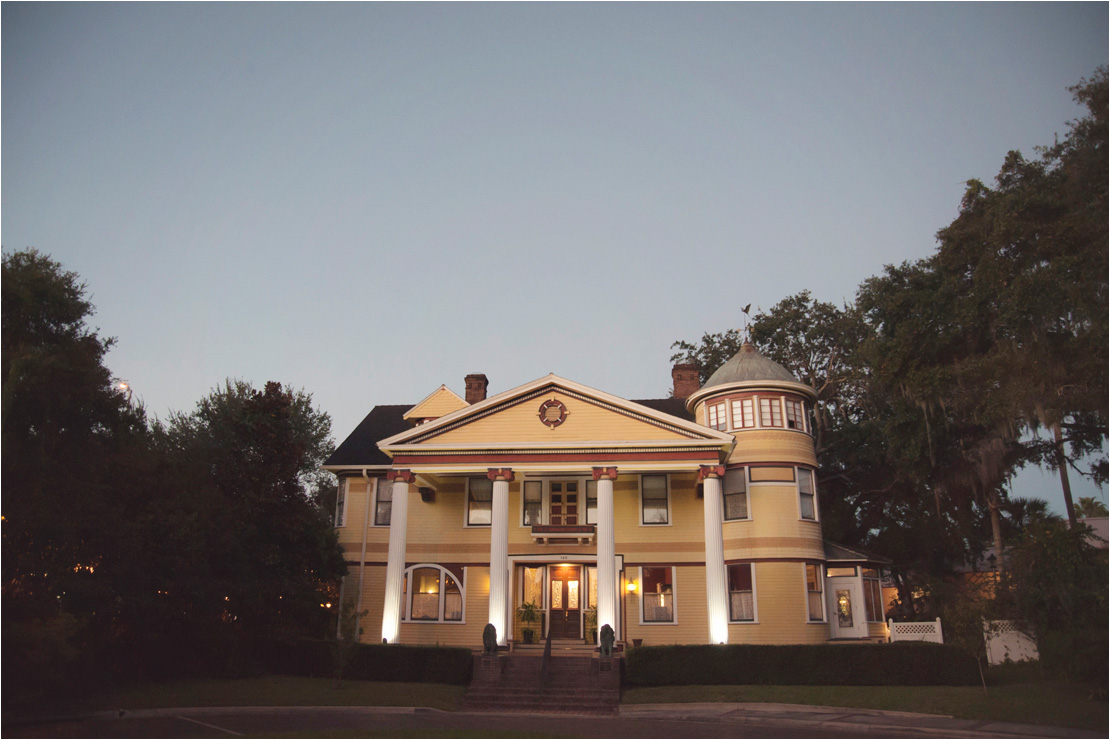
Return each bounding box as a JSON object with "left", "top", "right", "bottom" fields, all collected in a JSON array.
[{"left": 403, "top": 384, "right": 467, "bottom": 421}]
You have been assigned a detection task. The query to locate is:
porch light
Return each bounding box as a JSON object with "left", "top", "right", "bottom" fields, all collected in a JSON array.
[{"left": 626, "top": 582, "right": 637, "bottom": 593}]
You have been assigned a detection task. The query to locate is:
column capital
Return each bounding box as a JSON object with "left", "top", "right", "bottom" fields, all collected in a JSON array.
[
  {"left": 487, "top": 467, "right": 515, "bottom": 482},
  {"left": 387, "top": 469, "right": 415, "bottom": 483},
  {"left": 697, "top": 464, "right": 726, "bottom": 482},
  {"left": 591, "top": 466, "right": 618, "bottom": 481}
]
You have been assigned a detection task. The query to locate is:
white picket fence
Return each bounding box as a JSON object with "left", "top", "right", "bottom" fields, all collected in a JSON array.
[
  {"left": 983, "top": 620, "right": 1038, "bottom": 665},
  {"left": 887, "top": 618, "right": 944, "bottom": 644}
]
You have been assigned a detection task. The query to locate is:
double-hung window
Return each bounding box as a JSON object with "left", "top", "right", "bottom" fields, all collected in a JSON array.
[
  {"left": 640, "top": 475, "right": 669, "bottom": 524},
  {"left": 805, "top": 563, "right": 825, "bottom": 621},
  {"left": 522, "top": 481, "right": 542, "bottom": 526},
  {"left": 728, "top": 563, "right": 755, "bottom": 621},
  {"left": 784, "top": 399, "right": 805, "bottom": 431},
  {"left": 641, "top": 566, "right": 675, "bottom": 623},
  {"left": 585, "top": 480, "right": 598, "bottom": 525},
  {"left": 335, "top": 479, "right": 348, "bottom": 527},
  {"left": 731, "top": 398, "right": 755, "bottom": 429},
  {"left": 863, "top": 568, "right": 884, "bottom": 622},
  {"left": 759, "top": 397, "right": 783, "bottom": 427},
  {"left": 722, "top": 468, "right": 749, "bottom": 520},
  {"left": 707, "top": 402, "right": 727, "bottom": 431},
  {"left": 798, "top": 469, "right": 817, "bottom": 520},
  {"left": 467, "top": 477, "right": 493, "bottom": 526},
  {"left": 374, "top": 479, "right": 392, "bottom": 526}
]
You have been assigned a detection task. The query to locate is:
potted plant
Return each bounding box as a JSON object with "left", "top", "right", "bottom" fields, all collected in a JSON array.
[
  {"left": 517, "top": 600, "right": 540, "bottom": 644},
  {"left": 585, "top": 607, "right": 598, "bottom": 644}
]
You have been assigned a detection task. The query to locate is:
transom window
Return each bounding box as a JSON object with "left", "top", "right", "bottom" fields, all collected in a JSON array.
[
  {"left": 467, "top": 477, "right": 492, "bottom": 526},
  {"left": 402, "top": 565, "right": 464, "bottom": 622},
  {"left": 641, "top": 566, "right": 675, "bottom": 623},
  {"left": 728, "top": 563, "right": 755, "bottom": 621},
  {"left": 723, "top": 468, "right": 749, "bottom": 520},
  {"left": 640, "top": 475, "right": 669, "bottom": 525}
]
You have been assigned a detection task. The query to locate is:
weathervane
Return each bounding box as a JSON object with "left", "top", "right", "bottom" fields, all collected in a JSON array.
[{"left": 740, "top": 303, "right": 752, "bottom": 342}]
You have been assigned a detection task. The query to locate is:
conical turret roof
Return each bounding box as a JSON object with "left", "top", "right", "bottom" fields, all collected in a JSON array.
[{"left": 702, "top": 340, "right": 798, "bottom": 389}]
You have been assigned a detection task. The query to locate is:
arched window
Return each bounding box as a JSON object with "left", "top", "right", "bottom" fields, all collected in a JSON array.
[{"left": 401, "top": 564, "right": 464, "bottom": 623}]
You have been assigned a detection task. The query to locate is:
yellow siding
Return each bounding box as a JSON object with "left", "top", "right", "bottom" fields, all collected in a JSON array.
[
  {"left": 397, "top": 565, "right": 488, "bottom": 646},
  {"left": 729, "top": 562, "right": 829, "bottom": 645},
  {"left": 405, "top": 386, "right": 467, "bottom": 420},
  {"left": 625, "top": 565, "right": 709, "bottom": 645},
  {"left": 421, "top": 391, "right": 696, "bottom": 444},
  {"left": 723, "top": 482, "right": 824, "bottom": 561},
  {"left": 616, "top": 475, "right": 706, "bottom": 562},
  {"left": 729, "top": 431, "right": 818, "bottom": 466}
]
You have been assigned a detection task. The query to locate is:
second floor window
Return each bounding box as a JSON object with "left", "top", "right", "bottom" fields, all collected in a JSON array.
[
  {"left": 335, "top": 479, "right": 347, "bottom": 527},
  {"left": 467, "top": 477, "right": 492, "bottom": 525},
  {"left": 641, "top": 475, "right": 669, "bottom": 524},
  {"left": 723, "top": 468, "right": 748, "bottom": 520},
  {"left": 522, "top": 481, "right": 542, "bottom": 525},
  {"left": 374, "top": 479, "right": 392, "bottom": 526}
]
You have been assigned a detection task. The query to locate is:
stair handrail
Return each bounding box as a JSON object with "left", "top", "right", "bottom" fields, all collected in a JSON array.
[{"left": 540, "top": 627, "right": 553, "bottom": 686}]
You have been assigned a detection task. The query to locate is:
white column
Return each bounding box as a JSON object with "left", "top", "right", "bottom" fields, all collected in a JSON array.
[
  {"left": 488, "top": 468, "right": 513, "bottom": 646},
  {"left": 593, "top": 467, "right": 617, "bottom": 642},
  {"left": 381, "top": 470, "right": 412, "bottom": 644},
  {"left": 701, "top": 466, "right": 730, "bottom": 644}
]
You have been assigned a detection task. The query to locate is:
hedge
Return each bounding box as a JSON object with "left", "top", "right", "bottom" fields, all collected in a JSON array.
[
  {"left": 254, "top": 639, "right": 473, "bottom": 685},
  {"left": 625, "top": 643, "right": 978, "bottom": 686}
]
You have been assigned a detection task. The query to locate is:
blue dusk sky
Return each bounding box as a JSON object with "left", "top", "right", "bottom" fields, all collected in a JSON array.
[{"left": 3, "top": 3, "right": 1106, "bottom": 513}]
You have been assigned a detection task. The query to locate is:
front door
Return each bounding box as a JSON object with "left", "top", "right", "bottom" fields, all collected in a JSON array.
[
  {"left": 826, "top": 577, "right": 868, "bottom": 639},
  {"left": 548, "top": 565, "right": 581, "bottom": 639}
]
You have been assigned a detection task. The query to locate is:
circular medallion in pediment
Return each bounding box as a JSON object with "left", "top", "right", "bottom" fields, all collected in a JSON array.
[{"left": 538, "top": 398, "right": 568, "bottom": 428}]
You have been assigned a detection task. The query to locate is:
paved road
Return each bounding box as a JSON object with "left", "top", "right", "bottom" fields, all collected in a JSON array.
[{"left": 8, "top": 705, "right": 1096, "bottom": 739}]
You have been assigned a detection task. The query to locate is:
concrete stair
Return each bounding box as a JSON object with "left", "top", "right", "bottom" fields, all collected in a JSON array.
[{"left": 463, "top": 654, "right": 621, "bottom": 716}]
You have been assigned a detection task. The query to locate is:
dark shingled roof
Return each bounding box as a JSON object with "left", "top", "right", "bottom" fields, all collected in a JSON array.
[
  {"left": 824, "top": 540, "right": 893, "bottom": 565},
  {"left": 325, "top": 397, "right": 694, "bottom": 466},
  {"left": 325, "top": 404, "right": 411, "bottom": 467}
]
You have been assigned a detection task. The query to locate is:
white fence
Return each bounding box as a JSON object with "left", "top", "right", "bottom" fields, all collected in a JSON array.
[
  {"left": 984, "top": 620, "right": 1039, "bottom": 665},
  {"left": 887, "top": 618, "right": 944, "bottom": 644}
]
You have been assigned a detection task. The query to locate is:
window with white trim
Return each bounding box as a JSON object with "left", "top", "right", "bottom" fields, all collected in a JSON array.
[
  {"left": 467, "top": 477, "right": 492, "bottom": 526},
  {"left": 784, "top": 399, "right": 805, "bottom": 431},
  {"left": 640, "top": 475, "right": 669, "bottom": 525},
  {"left": 731, "top": 398, "right": 755, "bottom": 429},
  {"left": 759, "top": 397, "right": 783, "bottom": 427},
  {"left": 374, "top": 479, "right": 392, "bottom": 526},
  {"left": 707, "top": 401, "right": 727, "bottom": 431},
  {"left": 522, "top": 481, "right": 542, "bottom": 526},
  {"left": 335, "top": 478, "right": 348, "bottom": 527},
  {"left": 805, "top": 563, "right": 825, "bottom": 621},
  {"left": 798, "top": 468, "right": 817, "bottom": 520},
  {"left": 723, "top": 468, "right": 749, "bottom": 521},
  {"left": 863, "top": 568, "right": 884, "bottom": 622},
  {"left": 402, "top": 565, "right": 464, "bottom": 622},
  {"left": 585, "top": 480, "right": 598, "bottom": 525},
  {"left": 641, "top": 566, "right": 675, "bottom": 623},
  {"left": 728, "top": 563, "right": 755, "bottom": 621}
]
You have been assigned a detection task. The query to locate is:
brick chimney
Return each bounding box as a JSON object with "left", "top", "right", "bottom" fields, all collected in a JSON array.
[
  {"left": 464, "top": 373, "right": 489, "bottom": 404},
  {"left": 671, "top": 363, "right": 700, "bottom": 400}
]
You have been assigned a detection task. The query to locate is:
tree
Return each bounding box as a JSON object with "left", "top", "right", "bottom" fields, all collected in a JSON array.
[{"left": 1075, "top": 496, "right": 1108, "bottom": 518}]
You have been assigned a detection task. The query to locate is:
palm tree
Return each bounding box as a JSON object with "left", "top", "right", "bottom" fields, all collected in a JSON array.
[{"left": 1076, "top": 496, "right": 1109, "bottom": 518}]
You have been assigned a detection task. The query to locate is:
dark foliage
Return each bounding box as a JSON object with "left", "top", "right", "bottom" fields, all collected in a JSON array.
[{"left": 624, "top": 643, "right": 979, "bottom": 687}]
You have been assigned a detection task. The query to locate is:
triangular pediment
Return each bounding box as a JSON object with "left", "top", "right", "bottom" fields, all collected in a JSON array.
[
  {"left": 403, "top": 384, "right": 467, "bottom": 422},
  {"left": 380, "top": 374, "right": 733, "bottom": 452}
]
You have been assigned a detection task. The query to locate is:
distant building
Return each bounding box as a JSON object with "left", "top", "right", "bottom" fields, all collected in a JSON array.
[{"left": 326, "top": 342, "right": 890, "bottom": 647}]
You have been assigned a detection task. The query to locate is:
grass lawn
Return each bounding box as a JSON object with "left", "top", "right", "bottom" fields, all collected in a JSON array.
[{"left": 622, "top": 680, "right": 1108, "bottom": 732}]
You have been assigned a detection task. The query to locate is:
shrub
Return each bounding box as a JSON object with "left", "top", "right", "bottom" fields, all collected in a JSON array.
[
  {"left": 624, "top": 643, "right": 978, "bottom": 686},
  {"left": 254, "top": 638, "right": 472, "bottom": 685}
]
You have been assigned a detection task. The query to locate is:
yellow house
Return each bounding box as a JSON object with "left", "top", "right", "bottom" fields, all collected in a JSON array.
[{"left": 325, "top": 342, "right": 890, "bottom": 648}]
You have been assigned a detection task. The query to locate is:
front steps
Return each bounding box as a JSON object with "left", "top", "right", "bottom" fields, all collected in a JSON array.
[{"left": 462, "top": 653, "right": 622, "bottom": 716}]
